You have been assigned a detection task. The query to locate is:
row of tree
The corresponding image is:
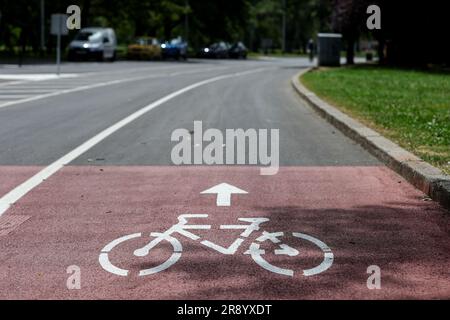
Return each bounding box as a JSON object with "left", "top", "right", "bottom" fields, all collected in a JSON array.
[
  {"left": 0, "top": 0, "right": 332, "bottom": 55},
  {"left": 332, "top": 0, "right": 450, "bottom": 66},
  {"left": 1, "top": 1, "right": 448, "bottom": 66}
]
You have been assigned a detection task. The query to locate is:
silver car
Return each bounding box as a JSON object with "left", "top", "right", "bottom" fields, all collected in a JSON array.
[{"left": 68, "top": 27, "right": 117, "bottom": 62}]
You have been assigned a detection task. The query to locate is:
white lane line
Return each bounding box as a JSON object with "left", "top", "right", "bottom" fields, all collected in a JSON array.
[
  {"left": 0, "top": 80, "right": 29, "bottom": 88},
  {"left": 80, "top": 64, "right": 186, "bottom": 78},
  {"left": 0, "top": 90, "right": 55, "bottom": 93},
  {"left": 0, "top": 86, "right": 85, "bottom": 90},
  {"left": 0, "top": 66, "right": 229, "bottom": 110},
  {"left": 0, "top": 68, "right": 210, "bottom": 108},
  {"left": 0, "top": 95, "right": 34, "bottom": 99},
  {"left": 0, "top": 65, "right": 182, "bottom": 89},
  {"left": 0, "top": 74, "right": 78, "bottom": 81},
  {"left": 0, "top": 67, "right": 266, "bottom": 216}
]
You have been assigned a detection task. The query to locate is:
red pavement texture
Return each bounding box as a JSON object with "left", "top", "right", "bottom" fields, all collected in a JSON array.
[
  {"left": 0, "top": 166, "right": 449, "bottom": 299},
  {"left": 0, "top": 166, "right": 42, "bottom": 198}
]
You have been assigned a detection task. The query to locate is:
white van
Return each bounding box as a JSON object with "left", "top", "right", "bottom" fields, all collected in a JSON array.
[{"left": 68, "top": 28, "right": 117, "bottom": 62}]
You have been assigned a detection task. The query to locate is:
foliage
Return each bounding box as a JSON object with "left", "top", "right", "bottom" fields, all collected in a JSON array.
[{"left": 0, "top": 0, "right": 331, "bottom": 53}]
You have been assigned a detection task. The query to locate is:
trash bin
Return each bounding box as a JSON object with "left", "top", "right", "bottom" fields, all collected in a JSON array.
[{"left": 317, "top": 33, "right": 342, "bottom": 67}]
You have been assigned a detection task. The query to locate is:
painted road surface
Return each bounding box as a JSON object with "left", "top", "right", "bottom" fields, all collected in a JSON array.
[{"left": 0, "top": 59, "right": 449, "bottom": 299}]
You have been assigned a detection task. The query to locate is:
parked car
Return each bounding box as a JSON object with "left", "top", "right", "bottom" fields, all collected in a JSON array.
[
  {"left": 127, "top": 37, "right": 162, "bottom": 60},
  {"left": 161, "top": 37, "right": 188, "bottom": 60},
  {"left": 198, "top": 42, "right": 231, "bottom": 59},
  {"left": 229, "top": 42, "right": 248, "bottom": 59},
  {"left": 68, "top": 27, "right": 117, "bottom": 62}
]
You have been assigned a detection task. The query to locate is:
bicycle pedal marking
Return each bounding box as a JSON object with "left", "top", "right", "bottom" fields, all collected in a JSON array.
[
  {"left": 292, "top": 233, "right": 334, "bottom": 276},
  {"left": 274, "top": 244, "right": 299, "bottom": 257},
  {"left": 201, "top": 238, "right": 244, "bottom": 255},
  {"left": 256, "top": 231, "right": 284, "bottom": 243},
  {"left": 98, "top": 215, "right": 334, "bottom": 278},
  {"left": 246, "top": 243, "right": 294, "bottom": 277}
]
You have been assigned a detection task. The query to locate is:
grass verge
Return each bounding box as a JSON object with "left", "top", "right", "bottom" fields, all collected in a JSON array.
[{"left": 301, "top": 65, "right": 450, "bottom": 174}]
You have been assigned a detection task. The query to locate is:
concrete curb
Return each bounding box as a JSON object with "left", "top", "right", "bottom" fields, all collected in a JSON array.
[{"left": 292, "top": 68, "right": 450, "bottom": 211}]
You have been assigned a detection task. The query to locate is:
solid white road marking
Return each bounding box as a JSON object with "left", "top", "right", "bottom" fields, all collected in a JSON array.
[
  {"left": 138, "top": 233, "right": 182, "bottom": 276},
  {"left": 0, "top": 68, "right": 266, "bottom": 216},
  {"left": 246, "top": 232, "right": 334, "bottom": 277},
  {"left": 200, "top": 238, "right": 244, "bottom": 255},
  {"left": 200, "top": 182, "right": 248, "bottom": 206},
  {"left": 0, "top": 74, "right": 78, "bottom": 81},
  {"left": 0, "top": 77, "right": 149, "bottom": 109},
  {"left": 0, "top": 66, "right": 229, "bottom": 109},
  {"left": 99, "top": 232, "right": 183, "bottom": 277},
  {"left": 292, "top": 232, "right": 334, "bottom": 276},
  {"left": 0, "top": 90, "right": 55, "bottom": 93},
  {"left": 0, "top": 95, "right": 35, "bottom": 99},
  {"left": 99, "top": 233, "right": 142, "bottom": 277},
  {"left": 245, "top": 242, "right": 295, "bottom": 277}
]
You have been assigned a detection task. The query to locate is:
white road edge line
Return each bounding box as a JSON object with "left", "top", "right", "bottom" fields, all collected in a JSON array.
[
  {"left": 0, "top": 66, "right": 228, "bottom": 110},
  {"left": 0, "top": 68, "right": 266, "bottom": 216}
]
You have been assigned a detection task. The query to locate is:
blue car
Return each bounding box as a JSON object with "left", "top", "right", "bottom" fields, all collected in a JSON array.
[{"left": 161, "top": 37, "right": 188, "bottom": 60}]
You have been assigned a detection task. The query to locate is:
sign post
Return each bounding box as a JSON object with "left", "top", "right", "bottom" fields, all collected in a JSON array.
[{"left": 51, "top": 14, "right": 68, "bottom": 76}]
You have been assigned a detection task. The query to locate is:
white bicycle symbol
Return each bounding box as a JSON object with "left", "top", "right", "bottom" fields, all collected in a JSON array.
[{"left": 99, "top": 214, "right": 334, "bottom": 277}]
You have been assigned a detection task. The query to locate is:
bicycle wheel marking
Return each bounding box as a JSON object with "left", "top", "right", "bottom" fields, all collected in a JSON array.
[
  {"left": 292, "top": 232, "right": 334, "bottom": 276},
  {"left": 246, "top": 231, "right": 333, "bottom": 277},
  {"left": 99, "top": 233, "right": 142, "bottom": 277},
  {"left": 99, "top": 232, "right": 183, "bottom": 277},
  {"left": 139, "top": 233, "right": 182, "bottom": 276},
  {"left": 246, "top": 243, "right": 294, "bottom": 277}
]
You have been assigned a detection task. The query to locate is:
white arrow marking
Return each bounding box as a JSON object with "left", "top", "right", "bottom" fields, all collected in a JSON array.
[{"left": 200, "top": 183, "right": 248, "bottom": 207}]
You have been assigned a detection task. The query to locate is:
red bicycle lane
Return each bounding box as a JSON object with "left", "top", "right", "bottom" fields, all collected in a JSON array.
[{"left": 0, "top": 165, "right": 449, "bottom": 299}]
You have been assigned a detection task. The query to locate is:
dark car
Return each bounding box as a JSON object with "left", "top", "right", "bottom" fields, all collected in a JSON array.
[
  {"left": 198, "top": 42, "right": 231, "bottom": 59},
  {"left": 229, "top": 42, "right": 248, "bottom": 59},
  {"left": 161, "top": 37, "right": 188, "bottom": 60}
]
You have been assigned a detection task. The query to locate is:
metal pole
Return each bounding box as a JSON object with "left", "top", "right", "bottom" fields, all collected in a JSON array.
[
  {"left": 282, "top": 0, "right": 286, "bottom": 53},
  {"left": 40, "top": 0, "right": 45, "bottom": 51},
  {"left": 56, "top": 16, "right": 61, "bottom": 76},
  {"left": 184, "top": 0, "right": 189, "bottom": 42},
  {"left": 56, "top": 31, "right": 61, "bottom": 75}
]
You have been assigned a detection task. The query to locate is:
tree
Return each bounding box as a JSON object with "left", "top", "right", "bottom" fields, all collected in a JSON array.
[{"left": 331, "top": 0, "right": 450, "bottom": 66}]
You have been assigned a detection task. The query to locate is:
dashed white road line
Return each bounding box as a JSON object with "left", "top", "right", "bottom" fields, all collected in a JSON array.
[{"left": 0, "top": 67, "right": 266, "bottom": 216}]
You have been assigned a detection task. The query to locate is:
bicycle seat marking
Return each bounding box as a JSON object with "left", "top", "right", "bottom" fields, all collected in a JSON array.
[{"left": 99, "top": 214, "right": 334, "bottom": 277}]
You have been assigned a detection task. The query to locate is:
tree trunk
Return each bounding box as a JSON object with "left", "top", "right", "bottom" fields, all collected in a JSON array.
[
  {"left": 377, "top": 37, "right": 385, "bottom": 65},
  {"left": 18, "top": 27, "right": 26, "bottom": 67},
  {"left": 346, "top": 35, "right": 355, "bottom": 65},
  {"left": 82, "top": 0, "right": 91, "bottom": 27}
]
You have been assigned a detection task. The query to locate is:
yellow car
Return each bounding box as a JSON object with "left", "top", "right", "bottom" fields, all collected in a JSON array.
[{"left": 127, "top": 37, "right": 162, "bottom": 60}]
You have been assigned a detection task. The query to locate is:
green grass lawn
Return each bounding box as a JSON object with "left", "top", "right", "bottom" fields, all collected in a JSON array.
[{"left": 301, "top": 65, "right": 450, "bottom": 174}]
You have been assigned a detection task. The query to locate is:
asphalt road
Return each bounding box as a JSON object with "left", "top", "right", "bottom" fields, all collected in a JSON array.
[
  {"left": 0, "top": 58, "right": 376, "bottom": 166},
  {"left": 0, "top": 58, "right": 448, "bottom": 299}
]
